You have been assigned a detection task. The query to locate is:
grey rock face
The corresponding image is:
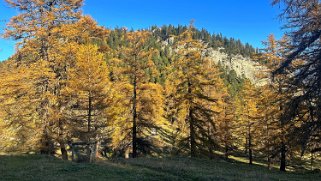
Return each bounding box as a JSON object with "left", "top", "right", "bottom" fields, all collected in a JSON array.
[
  {"left": 161, "top": 38, "right": 270, "bottom": 86},
  {"left": 204, "top": 48, "right": 270, "bottom": 86}
]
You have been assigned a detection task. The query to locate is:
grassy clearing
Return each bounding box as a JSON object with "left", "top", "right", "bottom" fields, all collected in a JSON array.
[{"left": 0, "top": 155, "right": 320, "bottom": 181}]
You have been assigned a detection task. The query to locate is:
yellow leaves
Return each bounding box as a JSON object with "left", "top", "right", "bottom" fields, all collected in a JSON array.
[
  {"left": 65, "top": 44, "right": 107, "bottom": 92},
  {"left": 165, "top": 30, "right": 228, "bottom": 149},
  {"left": 0, "top": 59, "right": 52, "bottom": 152},
  {"left": 126, "top": 31, "right": 151, "bottom": 44},
  {"left": 0, "top": 60, "right": 52, "bottom": 99},
  {"left": 68, "top": 44, "right": 108, "bottom": 92},
  {"left": 67, "top": 0, "right": 84, "bottom": 7},
  {"left": 119, "top": 32, "right": 160, "bottom": 86},
  {"left": 4, "top": 0, "right": 84, "bottom": 52},
  {"left": 239, "top": 80, "right": 258, "bottom": 114},
  {"left": 137, "top": 83, "right": 164, "bottom": 120},
  {"left": 177, "top": 29, "right": 194, "bottom": 44},
  {"left": 54, "top": 16, "right": 108, "bottom": 46},
  {"left": 257, "top": 34, "right": 290, "bottom": 71},
  {"left": 122, "top": 32, "right": 153, "bottom": 65},
  {"left": 42, "top": 11, "right": 56, "bottom": 23},
  {"left": 60, "top": 43, "right": 115, "bottom": 143}
]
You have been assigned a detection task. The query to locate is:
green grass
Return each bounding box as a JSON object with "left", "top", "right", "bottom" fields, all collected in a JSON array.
[{"left": 0, "top": 155, "right": 320, "bottom": 181}]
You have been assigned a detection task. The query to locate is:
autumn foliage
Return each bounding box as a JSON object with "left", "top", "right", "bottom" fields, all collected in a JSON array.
[{"left": 1, "top": 0, "right": 320, "bottom": 172}]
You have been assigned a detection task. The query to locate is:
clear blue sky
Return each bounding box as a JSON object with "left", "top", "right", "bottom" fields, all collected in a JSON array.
[{"left": 0, "top": 0, "right": 284, "bottom": 61}]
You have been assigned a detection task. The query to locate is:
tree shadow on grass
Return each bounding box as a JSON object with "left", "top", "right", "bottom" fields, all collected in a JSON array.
[
  {"left": 1, "top": 154, "right": 321, "bottom": 181},
  {"left": 0, "top": 154, "right": 181, "bottom": 181}
]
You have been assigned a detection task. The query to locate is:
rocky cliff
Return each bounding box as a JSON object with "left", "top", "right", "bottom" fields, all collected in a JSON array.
[
  {"left": 163, "top": 38, "right": 270, "bottom": 86},
  {"left": 203, "top": 47, "right": 270, "bottom": 86}
]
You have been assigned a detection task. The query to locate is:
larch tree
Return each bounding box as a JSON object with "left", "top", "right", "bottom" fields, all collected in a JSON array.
[
  {"left": 4, "top": 0, "right": 84, "bottom": 157},
  {"left": 256, "top": 34, "right": 291, "bottom": 171},
  {"left": 0, "top": 60, "right": 55, "bottom": 152},
  {"left": 112, "top": 31, "right": 166, "bottom": 158},
  {"left": 216, "top": 95, "right": 237, "bottom": 159},
  {"left": 272, "top": 0, "right": 321, "bottom": 171},
  {"left": 255, "top": 85, "right": 281, "bottom": 170},
  {"left": 167, "top": 27, "right": 223, "bottom": 157},
  {"left": 235, "top": 80, "right": 260, "bottom": 165},
  {"left": 4, "top": 0, "right": 83, "bottom": 58},
  {"left": 63, "top": 44, "right": 110, "bottom": 162},
  {"left": 135, "top": 83, "right": 168, "bottom": 155}
]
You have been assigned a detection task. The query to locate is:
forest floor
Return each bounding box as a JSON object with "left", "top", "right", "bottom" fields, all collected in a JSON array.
[{"left": 0, "top": 154, "right": 321, "bottom": 181}]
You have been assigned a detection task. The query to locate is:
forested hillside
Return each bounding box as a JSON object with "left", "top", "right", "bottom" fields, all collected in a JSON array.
[{"left": 0, "top": 0, "right": 320, "bottom": 176}]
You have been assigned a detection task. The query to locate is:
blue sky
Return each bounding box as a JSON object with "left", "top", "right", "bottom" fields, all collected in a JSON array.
[{"left": 0, "top": 0, "right": 284, "bottom": 61}]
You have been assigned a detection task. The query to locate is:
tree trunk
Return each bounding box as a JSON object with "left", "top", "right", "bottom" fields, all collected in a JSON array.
[
  {"left": 71, "top": 144, "right": 75, "bottom": 162},
  {"left": 224, "top": 114, "right": 229, "bottom": 159},
  {"left": 189, "top": 110, "right": 196, "bottom": 157},
  {"left": 248, "top": 124, "right": 253, "bottom": 165},
  {"left": 279, "top": 82, "right": 286, "bottom": 172},
  {"left": 40, "top": 128, "right": 55, "bottom": 155},
  {"left": 224, "top": 121, "right": 228, "bottom": 159},
  {"left": 249, "top": 138, "right": 253, "bottom": 164},
  {"left": 89, "top": 141, "right": 98, "bottom": 163},
  {"left": 87, "top": 92, "right": 93, "bottom": 162},
  {"left": 58, "top": 119, "right": 68, "bottom": 160},
  {"left": 188, "top": 80, "right": 196, "bottom": 157},
  {"left": 60, "top": 142, "right": 68, "bottom": 161},
  {"left": 88, "top": 92, "right": 92, "bottom": 133},
  {"left": 225, "top": 140, "right": 229, "bottom": 159},
  {"left": 266, "top": 116, "right": 271, "bottom": 170},
  {"left": 280, "top": 141, "right": 286, "bottom": 171},
  {"left": 207, "top": 122, "right": 213, "bottom": 159},
  {"left": 189, "top": 109, "right": 196, "bottom": 157},
  {"left": 132, "top": 75, "right": 138, "bottom": 158}
]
